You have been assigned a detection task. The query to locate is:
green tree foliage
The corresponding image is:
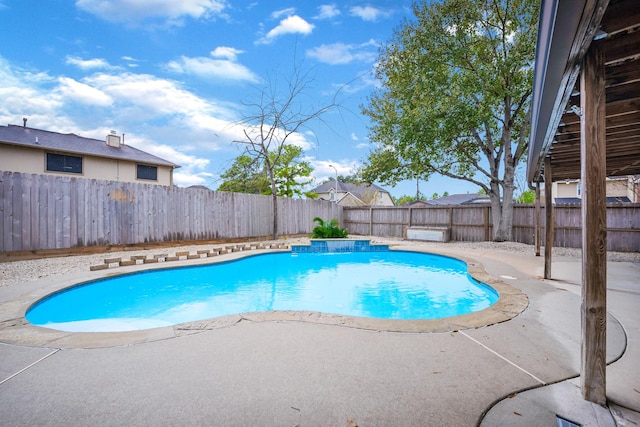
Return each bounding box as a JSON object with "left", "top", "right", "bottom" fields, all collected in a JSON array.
[
  {"left": 217, "top": 155, "right": 269, "bottom": 194},
  {"left": 361, "top": 0, "right": 538, "bottom": 241},
  {"left": 516, "top": 189, "right": 536, "bottom": 204},
  {"left": 394, "top": 194, "right": 421, "bottom": 206},
  {"left": 268, "top": 145, "right": 314, "bottom": 198},
  {"left": 218, "top": 145, "right": 314, "bottom": 198},
  {"left": 319, "top": 174, "right": 363, "bottom": 186}
]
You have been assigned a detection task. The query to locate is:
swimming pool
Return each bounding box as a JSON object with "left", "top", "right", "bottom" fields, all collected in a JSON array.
[{"left": 26, "top": 251, "right": 499, "bottom": 333}]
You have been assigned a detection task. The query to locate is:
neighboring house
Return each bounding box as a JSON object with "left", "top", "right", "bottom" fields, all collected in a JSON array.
[
  {"left": 421, "top": 194, "right": 491, "bottom": 206},
  {"left": 552, "top": 176, "right": 638, "bottom": 204},
  {"left": 0, "top": 122, "right": 179, "bottom": 186},
  {"left": 311, "top": 181, "right": 395, "bottom": 206}
]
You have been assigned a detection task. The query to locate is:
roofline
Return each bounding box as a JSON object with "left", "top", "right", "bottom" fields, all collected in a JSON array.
[
  {"left": 526, "top": 0, "right": 608, "bottom": 183},
  {"left": 527, "top": 0, "right": 582, "bottom": 183}
]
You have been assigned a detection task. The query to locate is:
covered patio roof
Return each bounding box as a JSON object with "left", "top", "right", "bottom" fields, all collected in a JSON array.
[
  {"left": 527, "top": 0, "right": 640, "bottom": 182},
  {"left": 526, "top": 0, "right": 640, "bottom": 406}
]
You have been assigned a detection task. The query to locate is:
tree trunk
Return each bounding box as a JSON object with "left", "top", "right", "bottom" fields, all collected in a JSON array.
[
  {"left": 271, "top": 193, "right": 278, "bottom": 240},
  {"left": 489, "top": 176, "right": 514, "bottom": 242},
  {"left": 494, "top": 197, "right": 514, "bottom": 241}
]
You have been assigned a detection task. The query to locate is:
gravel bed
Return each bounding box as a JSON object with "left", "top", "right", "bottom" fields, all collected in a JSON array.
[{"left": 0, "top": 237, "right": 637, "bottom": 290}]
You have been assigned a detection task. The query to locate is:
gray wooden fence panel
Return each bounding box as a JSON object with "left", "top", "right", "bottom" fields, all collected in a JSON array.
[
  {"left": 344, "top": 203, "right": 639, "bottom": 251},
  {"left": 0, "top": 172, "right": 344, "bottom": 251},
  {"left": 3, "top": 171, "right": 637, "bottom": 252},
  {"left": 0, "top": 175, "right": 13, "bottom": 250},
  {"left": 606, "top": 204, "right": 639, "bottom": 252},
  {"left": 554, "top": 205, "right": 581, "bottom": 248}
]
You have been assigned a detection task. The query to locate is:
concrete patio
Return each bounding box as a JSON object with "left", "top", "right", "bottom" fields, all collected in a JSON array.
[{"left": 0, "top": 240, "right": 638, "bottom": 426}]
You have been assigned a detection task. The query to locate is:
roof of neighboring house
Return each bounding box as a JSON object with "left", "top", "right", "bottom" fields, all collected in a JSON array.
[
  {"left": 0, "top": 124, "right": 179, "bottom": 168},
  {"left": 311, "top": 181, "right": 390, "bottom": 199},
  {"left": 424, "top": 194, "right": 491, "bottom": 206},
  {"left": 556, "top": 197, "right": 632, "bottom": 204}
]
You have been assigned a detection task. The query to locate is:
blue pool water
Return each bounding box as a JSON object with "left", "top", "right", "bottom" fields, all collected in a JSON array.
[{"left": 26, "top": 251, "right": 499, "bottom": 332}]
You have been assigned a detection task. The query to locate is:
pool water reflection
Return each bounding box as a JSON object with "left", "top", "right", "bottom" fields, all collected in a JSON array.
[{"left": 26, "top": 251, "right": 498, "bottom": 332}]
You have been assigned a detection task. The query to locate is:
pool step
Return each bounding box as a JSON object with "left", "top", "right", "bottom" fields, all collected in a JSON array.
[{"left": 89, "top": 242, "right": 290, "bottom": 271}]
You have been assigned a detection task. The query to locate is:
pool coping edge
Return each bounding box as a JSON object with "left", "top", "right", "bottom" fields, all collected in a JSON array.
[{"left": 0, "top": 246, "right": 528, "bottom": 349}]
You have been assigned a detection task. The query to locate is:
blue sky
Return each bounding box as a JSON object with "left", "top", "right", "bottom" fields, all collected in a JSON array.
[{"left": 0, "top": 0, "right": 482, "bottom": 198}]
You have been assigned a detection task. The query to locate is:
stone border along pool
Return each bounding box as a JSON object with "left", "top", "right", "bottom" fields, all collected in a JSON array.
[{"left": 0, "top": 241, "right": 528, "bottom": 349}]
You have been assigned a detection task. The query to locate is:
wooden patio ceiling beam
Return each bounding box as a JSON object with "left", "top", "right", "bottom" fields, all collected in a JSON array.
[
  {"left": 600, "top": 0, "right": 640, "bottom": 35},
  {"left": 561, "top": 115, "right": 640, "bottom": 134},
  {"left": 568, "top": 78, "right": 640, "bottom": 106},
  {"left": 555, "top": 124, "right": 640, "bottom": 144}
]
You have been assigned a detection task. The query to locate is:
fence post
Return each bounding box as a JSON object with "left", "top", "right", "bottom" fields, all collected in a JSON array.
[
  {"left": 484, "top": 206, "right": 490, "bottom": 241},
  {"left": 369, "top": 206, "right": 373, "bottom": 236}
]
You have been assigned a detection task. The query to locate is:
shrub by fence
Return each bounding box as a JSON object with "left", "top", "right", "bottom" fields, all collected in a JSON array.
[
  {"left": 343, "top": 204, "right": 640, "bottom": 252},
  {"left": 0, "top": 171, "right": 341, "bottom": 252}
]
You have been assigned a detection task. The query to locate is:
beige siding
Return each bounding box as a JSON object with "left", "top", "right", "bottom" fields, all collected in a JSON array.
[
  {"left": 554, "top": 181, "right": 579, "bottom": 198},
  {"left": 606, "top": 179, "right": 628, "bottom": 198},
  {"left": 552, "top": 177, "right": 636, "bottom": 202},
  {"left": 0, "top": 144, "right": 173, "bottom": 186},
  {"left": 0, "top": 144, "right": 47, "bottom": 173}
]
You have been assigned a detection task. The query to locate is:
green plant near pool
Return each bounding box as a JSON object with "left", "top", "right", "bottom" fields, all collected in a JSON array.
[{"left": 310, "top": 217, "right": 348, "bottom": 238}]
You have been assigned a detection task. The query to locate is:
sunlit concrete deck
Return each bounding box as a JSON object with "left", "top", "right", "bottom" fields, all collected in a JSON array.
[{"left": 0, "top": 238, "right": 638, "bottom": 426}]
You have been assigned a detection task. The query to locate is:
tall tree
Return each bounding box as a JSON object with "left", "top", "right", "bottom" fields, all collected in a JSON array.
[
  {"left": 267, "top": 145, "right": 314, "bottom": 198},
  {"left": 218, "top": 145, "right": 314, "bottom": 198},
  {"left": 362, "top": 0, "right": 538, "bottom": 241},
  {"left": 217, "top": 155, "right": 269, "bottom": 194},
  {"left": 235, "top": 65, "right": 338, "bottom": 239}
]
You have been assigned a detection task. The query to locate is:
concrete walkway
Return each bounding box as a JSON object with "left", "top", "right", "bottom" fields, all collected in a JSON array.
[{"left": 0, "top": 242, "right": 638, "bottom": 426}]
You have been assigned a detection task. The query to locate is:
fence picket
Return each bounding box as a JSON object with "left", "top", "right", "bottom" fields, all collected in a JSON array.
[{"left": 1, "top": 171, "right": 636, "bottom": 252}]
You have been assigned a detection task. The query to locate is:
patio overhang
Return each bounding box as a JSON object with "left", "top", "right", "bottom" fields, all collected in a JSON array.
[
  {"left": 526, "top": 0, "right": 640, "bottom": 407},
  {"left": 527, "top": 0, "right": 640, "bottom": 183}
]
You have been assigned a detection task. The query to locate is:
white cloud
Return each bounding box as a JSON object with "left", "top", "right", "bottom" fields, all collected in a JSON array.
[
  {"left": 315, "top": 4, "right": 340, "bottom": 20},
  {"left": 350, "top": 5, "right": 388, "bottom": 22},
  {"left": 257, "top": 15, "right": 314, "bottom": 44},
  {"left": 210, "top": 46, "right": 243, "bottom": 61},
  {"left": 65, "top": 56, "right": 113, "bottom": 71},
  {"left": 173, "top": 171, "right": 214, "bottom": 187},
  {"left": 123, "top": 133, "right": 213, "bottom": 187},
  {"left": 75, "top": 0, "right": 227, "bottom": 26},
  {"left": 56, "top": 77, "right": 113, "bottom": 106},
  {"left": 306, "top": 42, "right": 376, "bottom": 65},
  {"left": 310, "top": 159, "right": 358, "bottom": 183},
  {"left": 271, "top": 7, "right": 295, "bottom": 19},
  {"left": 356, "top": 142, "right": 369, "bottom": 149},
  {"left": 350, "top": 132, "right": 359, "bottom": 141},
  {"left": 0, "top": 56, "right": 243, "bottom": 187},
  {"left": 166, "top": 55, "right": 259, "bottom": 83},
  {"left": 0, "top": 55, "right": 321, "bottom": 191}
]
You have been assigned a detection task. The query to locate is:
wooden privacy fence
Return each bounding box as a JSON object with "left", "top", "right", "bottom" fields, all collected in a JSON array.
[
  {"left": 0, "top": 172, "right": 341, "bottom": 252},
  {"left": 344, "top": 204, "right": 640, "bottom": 252}
]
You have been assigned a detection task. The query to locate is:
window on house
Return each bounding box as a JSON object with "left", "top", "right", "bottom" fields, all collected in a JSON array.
[
  {"left": 137, "top": 164, "right": 158, "bottom": 181},
  {"left": 330, "top": 190, "right": 335, "bottom": 201},
  {"left": 577, "top": 182, "right": 582, "bottom": 197},
  {"left": 46, "top": 153, "right": 83, "bottom": 174}
]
